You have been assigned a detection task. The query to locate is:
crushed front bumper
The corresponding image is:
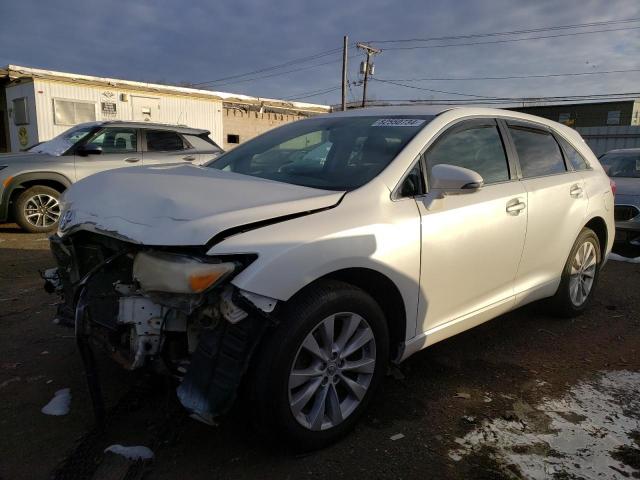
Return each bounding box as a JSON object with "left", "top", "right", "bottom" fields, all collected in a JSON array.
[{"left": 46, "top": 231, "right": 274, "bottom": 424}]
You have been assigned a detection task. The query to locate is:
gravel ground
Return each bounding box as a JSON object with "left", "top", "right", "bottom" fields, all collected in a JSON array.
[{"left": 0, "top": 223, "right": 638, "bottom": 480}]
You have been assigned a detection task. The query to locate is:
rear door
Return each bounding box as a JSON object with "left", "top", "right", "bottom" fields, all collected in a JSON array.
[
  {"left": 73, "top": 127, "right": 141, "bottom": 181},
  {"left": 505, "top": 120, "right": 589, "bottom": 300},
  {"left": 142, "top": 129, "right": 200, "bottom": 165}
]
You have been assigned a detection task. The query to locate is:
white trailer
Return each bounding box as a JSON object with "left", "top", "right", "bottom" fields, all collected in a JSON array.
[{"left": 1, "top": 65, "right": 329, "bottom": 153}]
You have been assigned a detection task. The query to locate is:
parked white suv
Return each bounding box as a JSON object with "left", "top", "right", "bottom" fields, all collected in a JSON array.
[{"left": 46, "top": 106, "right": 614, "bottom": 450}]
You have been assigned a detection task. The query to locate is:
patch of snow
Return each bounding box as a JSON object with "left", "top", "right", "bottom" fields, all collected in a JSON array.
[
  {"left": 104, "top": 445, "right": 154, "bottom": 460},
  {"left": 41, "top": 388, "right": 71, "bottom": 416},
  {"left": 449, "top": 370, "right": 640, "bottom": 479},
  {"left": 608, "top": 253, "right": 640, "bottom": 264}
]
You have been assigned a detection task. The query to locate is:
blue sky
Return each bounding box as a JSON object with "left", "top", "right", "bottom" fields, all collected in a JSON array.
[{"left": 1, "top": 0, "right": 638, "bottom": 105}]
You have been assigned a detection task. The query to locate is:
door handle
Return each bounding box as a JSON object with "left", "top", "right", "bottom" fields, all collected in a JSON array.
[
  {"left": 570, "top": 184, "right": 583, "bottom": 198},
  {"left": 183, "top": 155, "right": 196, "bottom": 161},
  {"left": 506, "top": 199, "right": 526, "bottom": 215},
  {"left": 124, "top": 157, "right": 140, "bottom": 163}
]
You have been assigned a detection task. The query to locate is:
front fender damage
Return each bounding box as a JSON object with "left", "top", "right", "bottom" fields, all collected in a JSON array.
[{"left": 177, "top": 288, "right": 278, "bottom": 424}]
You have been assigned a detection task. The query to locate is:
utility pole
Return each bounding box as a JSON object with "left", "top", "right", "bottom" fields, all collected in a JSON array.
[
  {"left": 341, "top": 35, "right": 348, "bottom": 111},
  {"left": 357, "top": 43, "right": 381, "bottom": 108}
]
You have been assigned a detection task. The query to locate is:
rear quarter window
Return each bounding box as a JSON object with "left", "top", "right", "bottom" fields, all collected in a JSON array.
[{"left": 557, "top": 136, "right": 590, "bottom": 171}]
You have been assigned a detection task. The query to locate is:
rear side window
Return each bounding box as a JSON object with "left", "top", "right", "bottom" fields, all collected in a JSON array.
[
  {"left": 146, "top": 130, "right": 186, "bottom": 151},
  {"left": 426, "top": 124, "right": 510, "bottom": 184},
  {"left": 509, "top": 127, "right": 565, "bottom": 178},
  {"left": 183, "top": 134, "right": 221, "bottom": 151},
  {"left": 557, "top": 136, "right": 590, "bottom": 171}
]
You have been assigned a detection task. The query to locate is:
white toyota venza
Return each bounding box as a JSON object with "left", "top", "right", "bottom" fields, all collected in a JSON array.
[{"left": 47, "top": 106, "right": 614, "bottom": 449}]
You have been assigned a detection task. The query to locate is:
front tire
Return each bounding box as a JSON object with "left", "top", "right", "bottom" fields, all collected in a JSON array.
[
  {"left": 548, "top": 227, "right": 601, "bottom": 318},
  {"left": 249, "top": 280, "right": 389, "bottom": 451},
  {"left": 13, "top": 185, "right": 62, "bottom": 233}
]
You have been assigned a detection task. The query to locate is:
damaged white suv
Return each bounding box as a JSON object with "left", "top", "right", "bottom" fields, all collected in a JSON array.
[{"left": 46, "top": 106, "right": 614, "bottom": 450}]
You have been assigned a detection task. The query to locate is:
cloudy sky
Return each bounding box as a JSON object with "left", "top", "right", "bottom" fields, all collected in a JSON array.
[{"left": 1, "top": 0, "right": 638, "bottom": 106}]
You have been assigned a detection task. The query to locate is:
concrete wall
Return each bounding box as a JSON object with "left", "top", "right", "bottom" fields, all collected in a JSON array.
[{"left": 222, "top": 107, "right": 307, "bottom": 150}]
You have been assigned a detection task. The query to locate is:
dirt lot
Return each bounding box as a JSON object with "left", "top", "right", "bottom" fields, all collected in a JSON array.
[{"left": 1, "top": 223, "right": 639, "bottom": 480}]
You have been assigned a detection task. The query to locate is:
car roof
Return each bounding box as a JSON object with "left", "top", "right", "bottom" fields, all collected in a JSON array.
[
  {"left": 323, "top": 105, "right": 583, "bottom": 140},
  {"left": 603, "top": 148, "right": 640, "bottom": 155},
  {"left": 76, "top": 120, "right": 209, "bottom": 135}
]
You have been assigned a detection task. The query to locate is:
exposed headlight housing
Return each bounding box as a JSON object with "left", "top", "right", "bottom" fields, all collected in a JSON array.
[{"left": 133, "top": 252, "right": 235, "bottom": 294}]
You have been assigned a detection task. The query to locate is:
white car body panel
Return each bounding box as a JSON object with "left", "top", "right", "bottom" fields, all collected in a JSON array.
[
  {"left": 59, "top": 164, "right": 343, "bottom": 245},
  {"left": 59, "top": 106, "right": 615, "bottom": 363},
  {"left": 208, "top": 178, "right": 423, "bottom": 341}
]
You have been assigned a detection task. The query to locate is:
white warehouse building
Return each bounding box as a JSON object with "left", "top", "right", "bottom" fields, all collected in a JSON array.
[{"left": 0, "top": 65, "right": 330, "bottom": 153}]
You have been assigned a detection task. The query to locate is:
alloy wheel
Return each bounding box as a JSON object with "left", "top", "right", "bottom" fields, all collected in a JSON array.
[
  {"left": 24, "top": 194, "right": 60, "bottom": 228},
  {"left": 288, "top": 312, "right": 377, "bottom": 431},
  {"left": 569, "top": 240, "right": 597, "bottom": 306}
]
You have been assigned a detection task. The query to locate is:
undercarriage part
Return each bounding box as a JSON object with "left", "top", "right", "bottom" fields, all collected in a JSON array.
[{"left": 177, "top": 313, "right": 269, "bottom": 422}]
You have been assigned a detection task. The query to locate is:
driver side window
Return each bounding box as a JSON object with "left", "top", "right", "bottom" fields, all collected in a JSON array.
[
  {"left": 85, "top": 128, "right": 138, "bottom": 153},
  {"left": 426, "top": 122, "right": 510, "bottom": 185}
]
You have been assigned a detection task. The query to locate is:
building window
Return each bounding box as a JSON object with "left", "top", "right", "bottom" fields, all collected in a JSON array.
[
  {"left": 12, "top": 97, "right": 29, "bottom": 125},
  {"left": 558, "top": 113, "right": 573, "bottom": 126},
  {"left": 227, "top": 134, "right": 240, "bottom": 144},
  {"left": 53, "top": 99, "right": 96, "bottom": 126},
  {"left": 607, "top": 110, "right": 621, "bottom": 125}
]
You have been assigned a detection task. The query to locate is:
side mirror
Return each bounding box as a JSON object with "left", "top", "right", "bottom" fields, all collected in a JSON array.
[
  {"left": 76, "top": 145, "right": 102, "bottom": 156},
  {"left": 430, "top": 164, "right": 483, "bottom": 196}
]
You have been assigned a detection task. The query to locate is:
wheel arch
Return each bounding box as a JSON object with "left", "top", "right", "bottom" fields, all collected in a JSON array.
[
  {"left": 584, "top": 216, "right": 608, "bottom": 258},
  {"left": 2, "top": 172, "right": 71, "bottom": 221},
  {"left": 290, "top": 267, "right": 407, "bottom": 361}
]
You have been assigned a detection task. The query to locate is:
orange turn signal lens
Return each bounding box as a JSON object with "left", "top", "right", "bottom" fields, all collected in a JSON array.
[
  {"left": 189, "top": 273, "right": 223, "bottom": 293},
  {"left": 2, "top": 176, "right": 13, "bottom": 188}
]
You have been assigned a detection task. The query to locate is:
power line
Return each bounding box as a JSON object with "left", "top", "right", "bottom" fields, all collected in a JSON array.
[
  {"left": 382, "top": 25, "right": 640, "bottom": 50},
  {"left": 371, "top": 77, "right": 640, "bottom": 102},
  {"left": 357, "top": 91, "right": 640, "bottom": 106},
  {"left": 376, "top": 68, "right": 640, "bottom": 82},
  {"left": 286, "top": 85, "right": 342, "bottom": 100},
  {"left": 367, "top": 17, "right": 640, "bottom": 44},
  {"left": 372, "top": 78, "right": 500, "bottom": 98},
  {"left": 201, "top": 58, "right": 341, "bottom": 88},
  {"left": 192, "top": 45, "right": 357, "bottom": 87}
]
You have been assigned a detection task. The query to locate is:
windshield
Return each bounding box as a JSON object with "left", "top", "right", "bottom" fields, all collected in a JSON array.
[
  {"left": 209, "top": 115, "right": 432, "bottom": 190},
  {"left": 29, "top": 124, "right": 97, "bottom": 156},
  {"left": 599, "top": 151, "right": 640, "bottom": 178}
]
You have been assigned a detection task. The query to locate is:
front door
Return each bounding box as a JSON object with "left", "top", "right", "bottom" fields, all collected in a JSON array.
[
  {"left": 74, "top": 127, "right": 141, "bottom": 181},
  {"left": 416, "top": 119, "right": 527, "bottom": 336}
]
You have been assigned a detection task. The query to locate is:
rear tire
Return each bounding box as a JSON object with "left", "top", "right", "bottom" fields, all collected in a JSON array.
[
  {"left": 248, "top": 280, "right": 389, "bottom": 451},
  {"left": 13, "top": 185, "right": 62, "bottom": 233},
  {"left": 547, "top": 227, "right": 601, "bottom": 318}
]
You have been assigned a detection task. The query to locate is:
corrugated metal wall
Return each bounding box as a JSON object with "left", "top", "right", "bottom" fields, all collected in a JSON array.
[
  {"left": 577, "top": 126, "right": 640, "bottom": 156},
  {"left": 32, "top": 79, "right": 224, "bottom": 146}
]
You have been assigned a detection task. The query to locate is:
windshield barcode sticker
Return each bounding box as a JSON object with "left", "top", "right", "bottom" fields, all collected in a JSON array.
[{"left": 372, "top": 118, "right": 426, "bottom": 127}]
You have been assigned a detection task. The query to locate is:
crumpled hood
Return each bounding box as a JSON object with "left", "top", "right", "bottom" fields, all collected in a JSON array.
[{"left": 60, "top": 164, "right": 344, "bottom": 246}]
